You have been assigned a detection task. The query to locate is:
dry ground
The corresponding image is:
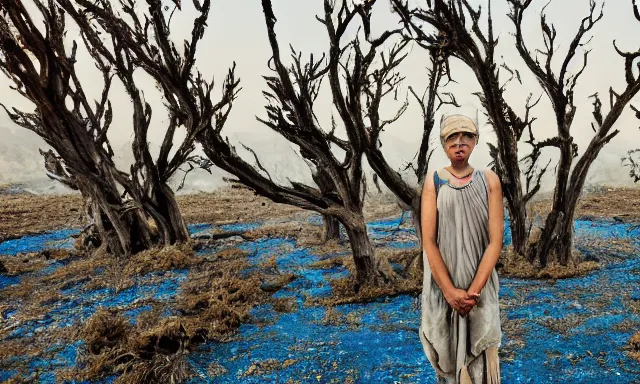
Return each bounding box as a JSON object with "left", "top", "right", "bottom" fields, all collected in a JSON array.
[
  {"left": 528, "top": 187, "right": 640, "bottom": 221},
  {"left": 2, "top": 184, "right": 640, "bottom": 378},
  {"left": 2, "top": 184, "right": 639, "bottom": 240}
]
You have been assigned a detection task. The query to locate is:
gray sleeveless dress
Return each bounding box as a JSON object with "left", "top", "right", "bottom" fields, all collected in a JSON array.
[{"left": 420, "top": 168, "right": 502, "bottom": 384}]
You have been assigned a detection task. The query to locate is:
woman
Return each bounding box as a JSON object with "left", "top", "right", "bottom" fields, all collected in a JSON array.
[{"left": 419, "top": 114, "right": 504, "bottom": 384}]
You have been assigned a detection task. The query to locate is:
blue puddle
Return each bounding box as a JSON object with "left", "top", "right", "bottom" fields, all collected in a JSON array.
[
  {"left": 0, "top": 215, "right": 639, "bottom": 383},
  {"left": 0, "top": 229, "right": 80, "bottom": 256}
]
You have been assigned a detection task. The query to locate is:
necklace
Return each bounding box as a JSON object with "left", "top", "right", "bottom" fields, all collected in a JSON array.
[{"left": 448, "top": 168, "right": 474, "bottom": 179}]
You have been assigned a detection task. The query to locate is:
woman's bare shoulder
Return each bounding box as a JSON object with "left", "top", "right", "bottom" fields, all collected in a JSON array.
[
  {"left": 482, "top": 169, "right": 501, "bottom": 191},
  {"left": 422, "top": 169, "right": 441, "bottom": 192}
]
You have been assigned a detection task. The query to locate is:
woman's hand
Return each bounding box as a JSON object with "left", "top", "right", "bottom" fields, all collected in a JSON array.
[
  {"left": 458, "top": 291, "right": 480, "bottom": 317},
  {"left": 444, "top": 288, "right": 477, "bottom": 316}
]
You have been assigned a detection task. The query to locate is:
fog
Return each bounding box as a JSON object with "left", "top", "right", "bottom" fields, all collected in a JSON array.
[{"left": 1, "top": 0, "right": 639, "bottom": 196}]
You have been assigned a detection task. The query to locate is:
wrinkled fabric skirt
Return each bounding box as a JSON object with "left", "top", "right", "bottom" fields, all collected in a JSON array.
[{"left": 420, "top": 327, "right": 500, "bottom": 384}]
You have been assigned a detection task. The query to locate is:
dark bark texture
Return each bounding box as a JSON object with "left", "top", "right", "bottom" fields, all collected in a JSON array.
[
  {"left": 196, "top": 0, "right": 411, "bottom": 285},
  {"left": 392, "top": 0, "right": 640, "bottom": 266},
  {"left": 0, "top": 0, "right": 236, "bottom": 255}
]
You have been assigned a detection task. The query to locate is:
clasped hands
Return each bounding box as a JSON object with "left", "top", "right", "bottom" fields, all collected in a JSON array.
[{"left": 444, "top": 288, "right": 479, "bottom": 317}]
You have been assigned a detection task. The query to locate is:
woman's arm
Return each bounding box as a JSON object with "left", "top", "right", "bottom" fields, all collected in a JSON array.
[
  {"left": 467, "top": 169, "right": 505, "bottom": 297},
  {"left": 421, "top": 172, "right": 476, "bottom": 313}
]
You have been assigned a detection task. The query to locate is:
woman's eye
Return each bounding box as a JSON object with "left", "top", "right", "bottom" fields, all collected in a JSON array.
[{"left": 463, "top": 133, "right": 474, "bottom": 139}]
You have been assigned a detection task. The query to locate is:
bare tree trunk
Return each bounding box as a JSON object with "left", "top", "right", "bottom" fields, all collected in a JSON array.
[
  {"left": 410, "top": 205, "right": 424, "bottom": 270},
  {"left": 78, "top": 175, "right": 151, "bottom": 256},
  {"left": 507, "top": 193, "right": 528, "bottom": 258},
  {"left": 322, "top": 215, "right": 341, "bottom": 241},
  {"left": 313, "top": 168, "right": 341, "bottom": 241},
  {"left": 148, "top": 184, "right": 190, "bottom": 244},
  {"left": 343, "top": 215, "right": 379, "bottom": 285}
]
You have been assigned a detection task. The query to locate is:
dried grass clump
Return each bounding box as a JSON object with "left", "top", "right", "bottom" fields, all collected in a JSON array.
[
  {"left": 307, "top": 247, "right": 419, "bottom": 306},
  {"left": 314, "top": 275, "right": 421, "bottom": 306},
  {"left": 207, "top": 362, "right": 228, "bottom": 377},
  {"left": 82, "top": 308, "right": 130, "bottom": 355},
  {"left": 210, "top": 248, "right": 250, "bottom": 261},
  {"left": 242, "top": 358, "right": 297, "bottom": 376},
  {"left": 272, "top": 297, "right": 298, "bottom": 313},
  {"left": 319, "top": 307, "right": 363, "bottom": 329},
  {"left": 175, "top": 254, "right": 295, "bottom": 341},
  {"left": 122, "top": 244, "right": 201, "bottom": 277},
  {"left": 622, "top": 295, "right": 640, "bottom": 315},
  {"left": 498, "top": 246, "right": 600, "bottom": 279},
  {"left": 576, "top": 236, "right": 639, "bottom": 261},
  {"left": 309, "top": 255, "right": 348, "bottom": 270},
  {"left": 64, "top": 247, "right": 291, "bottom": 384},
  {"left": 0, "top": 249, "right": 75, "bottom": 276},
  {"left": 67, "top": 309, "right": 191, "bottom": 384},
  {"left": 379, "top": 248, "right": 421, "bottom": 266},
  {"left": 629, "top": 332, "right": 640, "bottom": 362},
  {"left": 536, "top": 260, "right": 600, "bottom": 279},
  {"left": 540, "top": 314, "right": 587, "bottom": 334},
  {"left": 497, "top": 247, "right": 541, "bottom": 278},
  {"left": 307, "top": 239, "right": 347, "bottom": 256},
  {"left": 42, "top": 251, "right": 112, "bottom": 286}
]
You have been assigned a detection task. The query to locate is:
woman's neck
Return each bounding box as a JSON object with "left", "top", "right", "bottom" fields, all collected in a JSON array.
[{"left": 448, "top": 161, "right": 472, "bottom": 174}]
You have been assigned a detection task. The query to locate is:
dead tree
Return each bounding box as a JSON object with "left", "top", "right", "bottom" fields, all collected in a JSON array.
[
  {"left": 0, "top": 0, "right": 235, "bottom": 256},
  {"left": 392, "top": 0, "right": 534, "bottom": 259},
  {"left": 393, "top": 0, "right": 640, "bottom": 266},
  {"left": 192, "top": 0, "right": 407, "bottom": 286},
  {"left": 256, "top": 0, "right": 399, "bottom": 284},
  {"left": 363, "top": 33, "right": 458, "bottom": 246}
]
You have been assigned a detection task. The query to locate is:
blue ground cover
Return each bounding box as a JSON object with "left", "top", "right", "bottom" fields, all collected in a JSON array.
[{"left": 0, "top": 216, "right": 639, "bottom": 382}]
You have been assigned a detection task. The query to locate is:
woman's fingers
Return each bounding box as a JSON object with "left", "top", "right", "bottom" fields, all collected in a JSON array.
[{"left": 468, "top": 292, "right": 480, "bottom": 300}]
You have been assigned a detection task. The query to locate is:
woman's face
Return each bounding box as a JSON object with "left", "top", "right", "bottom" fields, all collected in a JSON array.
[{"left": 443, "top": 131, "right": 477, "bottom": 163}]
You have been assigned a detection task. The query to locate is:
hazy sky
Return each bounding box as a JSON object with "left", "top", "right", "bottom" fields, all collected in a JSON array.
[{"left": 1, "top": 0, "right": 639, "bottom": 192}]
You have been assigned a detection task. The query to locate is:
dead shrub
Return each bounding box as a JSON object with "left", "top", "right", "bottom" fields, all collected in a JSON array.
[
  {"left": 67, "top": 312, "right": 192, "bottom": 383},
  {"left": 173, "top": 252, "right": 296, "bottom": 341},
  {"left": 116, "top": 348, "right": 189, "bottom": 384},
  {"left": 82, "top": 308, "right": 130, "bottom": 355}
]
